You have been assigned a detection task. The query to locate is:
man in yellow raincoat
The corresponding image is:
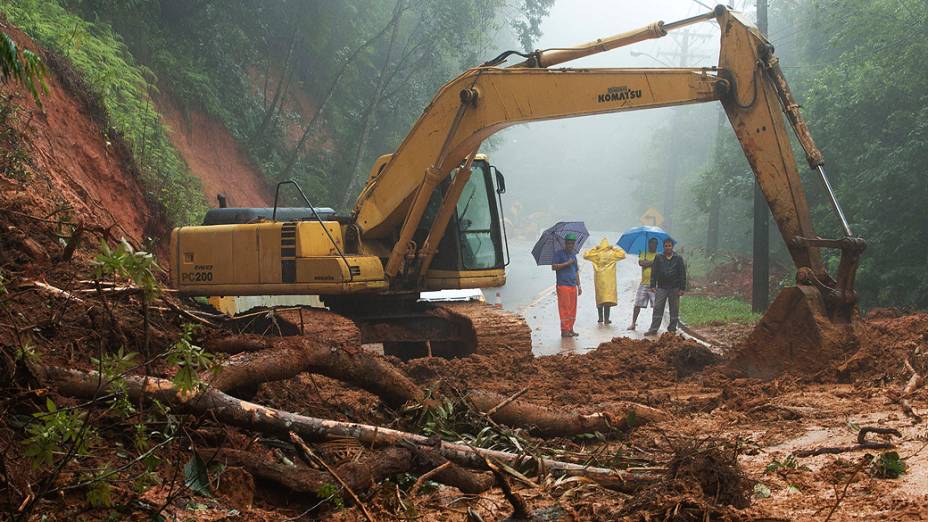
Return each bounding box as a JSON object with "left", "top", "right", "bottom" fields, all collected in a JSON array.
[{"left": 582, "top": 238, "right": 626, "bottom": 324}]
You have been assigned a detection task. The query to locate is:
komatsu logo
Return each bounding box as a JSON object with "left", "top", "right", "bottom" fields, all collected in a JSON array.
[{"left": 597, "top": 86, "right": 642, "bottom": 103}]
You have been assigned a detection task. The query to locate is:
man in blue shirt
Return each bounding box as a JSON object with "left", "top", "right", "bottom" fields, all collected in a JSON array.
[{"left": 552, "top": 233, "right": 582, "bottom": 337}]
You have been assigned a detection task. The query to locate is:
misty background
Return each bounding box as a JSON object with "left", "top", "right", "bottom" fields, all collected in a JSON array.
[{"left": 489, "top": 0, "right": 742, "bottom": 248}]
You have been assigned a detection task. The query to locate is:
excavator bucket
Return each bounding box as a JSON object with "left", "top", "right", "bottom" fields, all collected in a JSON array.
[{"left": 731, "top": 285, "right": 861, "bottom": 380}]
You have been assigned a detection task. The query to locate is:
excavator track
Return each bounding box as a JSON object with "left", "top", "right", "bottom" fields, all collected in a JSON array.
[
  {"left": 436, "top": 302, "right": 532, "bottom": 358},
  {"left": 223, "top": 301, "right": 532, "bottom": 360}
]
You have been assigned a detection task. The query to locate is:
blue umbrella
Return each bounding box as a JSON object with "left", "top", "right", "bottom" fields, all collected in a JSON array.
[
  {"left": 616, "top": 226, "right": 675, "bottom": 255},
  {"left": 532, "top": 221, "right": 589, "bottom": 265}
]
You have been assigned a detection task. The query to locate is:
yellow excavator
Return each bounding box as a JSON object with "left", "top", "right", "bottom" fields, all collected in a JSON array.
[{"left": 170, "top": 5, "right": 865, "bottom": 363}]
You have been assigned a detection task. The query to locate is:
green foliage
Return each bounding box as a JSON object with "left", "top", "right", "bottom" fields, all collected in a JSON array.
[
  {"left": 419, "top": 396, "right": 460, "bottom": 439},
  {"left": 0, "top": 0, "right": 207, "bottom": 225},
  {"left": 92, "top": 239, "right": 160, "bottom": 299},
  {"left": 0, "top": 31, "right": 48, "bottom": 105},
  {"left": 871, "top": 451, "right": 906, "bottom": 479},
  {"left": 679, "top": 0, "right": 928, "bottom": 310},
  {"left": 15, "top": 340, "right": 37, "bottom": 363},
  {"left": 752, "top": 482, "right": 771, "bottom": 499},
  {"left": 23, "top": 398, "right": 95, "bottom": 469},
  {"left": 0, "top": 98, "right": 32, "bottom": 180},
  {"left": 64, "top": 0, "right": 559, "bottom": 212},
  {"left": 680, "top": 296, "right": 760, "bottom": 327},
  {"left": 682, "top": 250, "right": 714, "bottom": 281},
  {"left": 85, "top": 472, "right": 114, "bottom": 508},
  {"left": 167, "top": 323, "right": 215, "bottom": 394},
  {"left": 787, "top": 0, "right": 928, "bottom": 309},
  {"left": 316, "top": 483, "right": 344, "bottom": 509},
  {"left": 765, "top": 454, "right": 809, "bottom": 473},
  {"left": 183, "top": 454, "right": 212, "bottom": 497},
  {"left": 90, "top": 347, "right": 138, "bottom": 415}
]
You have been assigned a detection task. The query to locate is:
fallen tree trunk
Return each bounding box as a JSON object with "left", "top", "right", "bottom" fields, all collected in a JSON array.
[
  {"left": 467, "top": 390, "right": 669, "bottom": 437},
  {"left": 40, "top": 367, "right": 660, "bottom": 491},
  {"left": 206, "top": 336, "right": 426, "bottom": 409},
  {"left": 198, "top": 446, "right": 491, "bottom": 496},
  {"left": 205, "top": 337, "right": 662, "bottom": 436},
  {"left": 206, "top": 335, "right": 276, "bottom": 354}
]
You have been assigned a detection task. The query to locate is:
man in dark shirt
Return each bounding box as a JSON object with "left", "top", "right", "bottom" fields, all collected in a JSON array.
[
  {"left": 645, "top": 238, "right": 686, "bottom": 336},
  {"left": 552, "top": 233, "right": 582, "bottom": 338}
]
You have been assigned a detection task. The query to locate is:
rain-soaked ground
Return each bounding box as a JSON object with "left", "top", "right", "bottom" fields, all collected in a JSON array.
[{"left": 497, "top": 233, "right": 671, "bottom": 356}]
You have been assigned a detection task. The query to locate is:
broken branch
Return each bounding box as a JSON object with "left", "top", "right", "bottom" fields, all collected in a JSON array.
[
  {"left": 468, "top": 390, "right": 668, "bottom": 437},
  {"left": 289, "top": 431, "right": 376, "bottom": 522},
  {"left": 207, "top": 337, "right": 425, "bottom": 409},
  {"left": 794, "top": 426, "right": 901, "bottom": 457},
  {"left": 40, "top": 367, "right": 660, "bottom": 491}
]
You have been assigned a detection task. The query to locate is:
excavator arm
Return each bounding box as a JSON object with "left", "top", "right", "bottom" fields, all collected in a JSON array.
[{"left": 353, "top": 5, "right": 863, "bottom": 332}]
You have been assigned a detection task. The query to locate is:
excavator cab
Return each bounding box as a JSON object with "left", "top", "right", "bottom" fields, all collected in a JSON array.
[{"left": 418, "top": 157, "right": 509, "bottom": 290}]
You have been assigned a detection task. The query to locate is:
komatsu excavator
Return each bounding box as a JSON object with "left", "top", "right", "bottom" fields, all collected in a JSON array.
[{"left": 170, "top": 5, "right": 865, "bottom": 363}]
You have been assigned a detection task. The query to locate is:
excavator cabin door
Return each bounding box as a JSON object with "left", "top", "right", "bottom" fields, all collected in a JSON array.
[{"left": 420, "top": 159, "right": 508, "bottom": 289}]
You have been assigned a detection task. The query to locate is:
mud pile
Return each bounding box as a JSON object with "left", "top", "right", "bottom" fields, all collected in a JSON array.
[
  {"left": 834, "top": 312, "right": 928, "bottom": 385},
  {"left": 727, "top": 307, "right": 928, "bottom": 385},
  {"left": 405, "top": 334, "right": 723, "bottom": 411},
  {"left": 620, "top": 441, "right": 752, "bottom": 520}
]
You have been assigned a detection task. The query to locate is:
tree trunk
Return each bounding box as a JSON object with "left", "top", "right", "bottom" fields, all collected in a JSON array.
[
  {"left": 206, "top": 336, "right": 426, "bottom": 409},
  {"left": 202, "top": 335, "right": 663, "bottom": 437},
  {"left": 251, "top": 28, "right": 299, "bottom": 145},
  {"left": 707, "top": 193, "right": 720, "bottom": 255},
  {"left": 467, "top": 390, "right": 669, "bottom": 437},
  {"left": 39, "top": 367, "right": 661, "bottom": 491},
  {"left": 199, "top": 445, "right": 493, "bottom": 496},
  {"left": 339, "top": 0, "right": 406, "bottom": 210}
]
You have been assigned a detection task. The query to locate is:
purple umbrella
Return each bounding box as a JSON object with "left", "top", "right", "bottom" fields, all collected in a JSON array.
[{"left": 531, "top": 221, "right": 589, "bottom": 265}]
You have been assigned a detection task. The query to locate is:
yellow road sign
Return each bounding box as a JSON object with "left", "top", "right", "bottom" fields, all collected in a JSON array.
[{"left": 640, "top": 207, "right": 664, "bottom": 226}]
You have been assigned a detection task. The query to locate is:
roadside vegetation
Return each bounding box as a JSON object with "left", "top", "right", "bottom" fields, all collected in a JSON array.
[
  {"left": 0, "top": 30, "right": 46, "bottom": 104},
  {"left": 1, "top": 0, "right": 209, "bottom": 226},
  {"left": 681, "top": 295, "right": 759, "bottom": 327}
]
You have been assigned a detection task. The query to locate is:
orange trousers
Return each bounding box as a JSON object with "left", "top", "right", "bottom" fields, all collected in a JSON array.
[{"left": 556, "top": 285, "right": 578, "bottom": 333}]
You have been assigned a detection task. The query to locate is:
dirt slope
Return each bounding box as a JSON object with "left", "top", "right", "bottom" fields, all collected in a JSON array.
[
  {"left": 158, "top": 94, "right": 272, "bottom": 209},
  {"left": 0, "top": 24, "right": 165, "bottom": 245}
]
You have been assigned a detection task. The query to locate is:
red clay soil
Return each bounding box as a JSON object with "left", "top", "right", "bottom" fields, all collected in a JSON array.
[
  {"left": 834, "top": 312, "right": 928, "bottom": 384},
  {"left": 0, "top": 24, "right": 165, "bottom": 246},
  {"left": 404, "top": 334, "right": 722, "bottom": 413},
  {"left": 157, "top": 93, "right": 272, "bottom": 208}
]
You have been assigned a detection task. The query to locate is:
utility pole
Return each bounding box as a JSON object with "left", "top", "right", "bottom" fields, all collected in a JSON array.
[{"left": 751, "top": 0, "right": 770, "bottom": 313}]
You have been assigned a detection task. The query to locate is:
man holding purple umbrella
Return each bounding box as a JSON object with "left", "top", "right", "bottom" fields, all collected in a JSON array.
[{"left": 551, "top": 232, "right": 582, "bottom": 337}]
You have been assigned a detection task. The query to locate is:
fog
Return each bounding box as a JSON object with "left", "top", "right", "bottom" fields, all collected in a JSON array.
[{"left": 488, "top": 0, "right": 752, "bottom": 243}]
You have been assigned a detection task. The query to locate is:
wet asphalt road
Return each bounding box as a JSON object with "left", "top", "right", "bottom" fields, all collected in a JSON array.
[{"left": 495, "top": 234, "right": 669, "bottom": 356}]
